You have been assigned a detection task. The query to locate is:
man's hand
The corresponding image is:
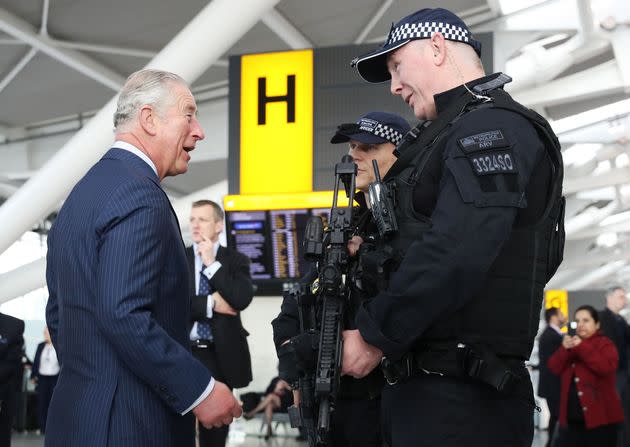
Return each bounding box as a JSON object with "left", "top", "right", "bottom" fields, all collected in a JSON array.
[
  {"left": 347, "top": 236, "right": 364, "bottom": 257},
  {"left": 197, "top": 235, "right": 216, "bottom": 266},
  {"left": 193, "top": 381, "right": 242, "bottom": 429},
  {"left": 341, "top": 329, "right": 382, "bottom": 378},
  {"left": 212, "top": 292, "right": 237, "bottom": 316}
]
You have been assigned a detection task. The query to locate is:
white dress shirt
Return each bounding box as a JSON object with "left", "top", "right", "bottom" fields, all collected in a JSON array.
[
  {"left": 39, "top": 344, "right": 60, "bottom": 376},
  {"left": 189, "top": 242, "right": 222, "bottom": 340},
  {"left": 113, "top": 140, "right": 158, "bottom": 177}
]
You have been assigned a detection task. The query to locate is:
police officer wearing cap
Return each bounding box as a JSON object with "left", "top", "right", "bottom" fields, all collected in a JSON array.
[
  {"left": 272, "top": 111, "right": 410, "bottom": 447},
  {"left": 342, "top": 8, "right": 565, "bottom": 447}
]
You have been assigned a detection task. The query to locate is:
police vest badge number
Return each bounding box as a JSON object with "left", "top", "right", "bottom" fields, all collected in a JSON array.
[{"left": 458, "top": 129, "right": 517, "bottom": 176}]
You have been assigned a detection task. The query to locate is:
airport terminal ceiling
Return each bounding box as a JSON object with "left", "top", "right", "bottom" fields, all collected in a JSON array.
[{"left": 1, "top": 0, "right": 630, "bottom": 293}]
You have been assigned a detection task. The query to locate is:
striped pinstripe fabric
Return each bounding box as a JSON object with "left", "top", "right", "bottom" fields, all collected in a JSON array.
[{"left": 45, "top": 148, "right": 212, "bottom": 447}]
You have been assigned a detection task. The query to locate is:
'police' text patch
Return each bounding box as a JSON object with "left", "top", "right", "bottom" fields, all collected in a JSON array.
[
  {"left": 458, "top": 129, "right": 509, "bottom": 153},
  {"left": 468, "top": 150, "right": 517, "bottom": 176}
]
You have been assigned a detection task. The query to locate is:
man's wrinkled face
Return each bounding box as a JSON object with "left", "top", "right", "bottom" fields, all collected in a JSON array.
[
  {"left": 154, "top": 82, "right": 205, "bottom": 178},
  {"left": 387, "top": 41, "right": 437, "bottom": 120},
  {"left": 347, "top": 139, "right": 397, "bottom": 192}
]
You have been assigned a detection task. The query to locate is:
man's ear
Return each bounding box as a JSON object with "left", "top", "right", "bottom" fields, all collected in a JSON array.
[
  {"left": 430, "top": 32, "right": 447, "bottom": 65},
  {"left": 139, "top": 105, "right": 158, "bottom": 136},
  {"left": 216, "top": 219, "right": 225, "bottom": 234}
]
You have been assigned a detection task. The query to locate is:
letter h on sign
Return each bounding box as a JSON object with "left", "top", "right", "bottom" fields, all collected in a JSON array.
[{"left": 257, "top": 75, "right": 296, "bottom": 125}]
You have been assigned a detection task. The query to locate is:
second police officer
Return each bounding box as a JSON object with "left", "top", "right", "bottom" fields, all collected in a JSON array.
[
  {"left": 341, "top": 7, "right": 565, "bottom": 447},
  {"left": 272, "top": 111, "right": 411, "bottom": 447}
]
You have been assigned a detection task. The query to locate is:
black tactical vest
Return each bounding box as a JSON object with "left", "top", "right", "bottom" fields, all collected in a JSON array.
[{"left": 380, "top": 85, "right": 565, "bottom": 360}]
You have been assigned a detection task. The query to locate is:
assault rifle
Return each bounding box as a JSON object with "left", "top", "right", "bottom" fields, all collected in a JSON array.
[{"left": 287, "top": 155, "right": 357, "bottom": 446}]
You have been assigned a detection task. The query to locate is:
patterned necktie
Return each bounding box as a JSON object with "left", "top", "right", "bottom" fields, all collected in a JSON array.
[{"left": 197, "top": 266, "right": 213, "bottom": 341}]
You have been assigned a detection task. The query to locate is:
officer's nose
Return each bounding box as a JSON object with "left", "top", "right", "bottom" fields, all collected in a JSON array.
[{"left": 390, "top": 74, "right": 402, "bottom": 96}]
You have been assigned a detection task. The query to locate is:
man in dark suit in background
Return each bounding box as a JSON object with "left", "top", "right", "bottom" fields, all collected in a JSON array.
[
  {"left": 538, "top": 307, "right": 565, "bottom": 447},
  {"left": 599, "top": 286, "right": 630, "bottom": 447},
  {"left": 45, "top": 69, "right": 241, "bottom": 447},
  {"left": 0, "top": 312, "right": 24, "bottom": 447},
  {"left": 188, "top": 200, "right": 254, "bottom": 447}
]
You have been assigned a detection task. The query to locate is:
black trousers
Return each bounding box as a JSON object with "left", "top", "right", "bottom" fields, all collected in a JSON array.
[
  {"left": 329, "top": 396, "right": 381, "bottom": 447},
  {"left": 0, "top": 396, "right": 16, "bottom": 447},
  {"left": 615, "top": 371, "right": 630, "bottom": 447},
  {"left": 192, "top": 344, "right": 230, "bottom": 447},
  {"left": 557, "top": 422, "right": 618, "bottom": 447},
  {"left": 36, "top": 375, "right": 58, "bottom": 432},
  {"left": 546, "top": 396, "right": 560, "bottom": 447},
  {"left": 381, "top": 373, "right": 534, "bottom": 447}
]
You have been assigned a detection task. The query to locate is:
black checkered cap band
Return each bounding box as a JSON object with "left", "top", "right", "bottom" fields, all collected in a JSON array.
[
  {"left": 372, "top": 123, "right": 404, "bottom": 145},
  {"left": 387, "top": 21, "right": 470, "bottom": 46}
]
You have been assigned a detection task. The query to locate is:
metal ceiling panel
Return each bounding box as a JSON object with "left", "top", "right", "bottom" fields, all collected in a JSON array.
[
  {"left": 0, "top": 52, "right": 111, "bottom": 127},
  {"left": 46, "top": 0, "right": 209, "bottom": 49}
]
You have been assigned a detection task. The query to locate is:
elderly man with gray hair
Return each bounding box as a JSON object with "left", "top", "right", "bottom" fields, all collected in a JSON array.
[{"left": 45, "top": 69, "right": 241, "bottom": 447}]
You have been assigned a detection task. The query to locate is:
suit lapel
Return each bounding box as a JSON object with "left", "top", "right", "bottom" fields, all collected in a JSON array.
[{"left": 217, "top": 245, "right": 226, "bottom": 264}]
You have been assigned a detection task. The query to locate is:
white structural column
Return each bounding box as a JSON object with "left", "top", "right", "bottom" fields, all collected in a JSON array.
[
  {"left": 0, "top": 0, "right": 281, "bottom": 257},
  {"left": 0, "top": 258, "right": 47, "bottom": 305},
  {"left": 0, "top": 7, "right": 125, "bottom": 91},
  {"left": 354, "top": 0, "right": 394, "bottom": 44},
  {"left": 560, "top": 261, "right": 626, "bottom": 290},
  {"left": 261, "top": 7, "right": 312, "bottom": 49},
  {"left": 0, "top": 183, "right": 18, "bottom": 199},
  {"left": 0, "top": 181, "right": 229, "bottom": 304}
]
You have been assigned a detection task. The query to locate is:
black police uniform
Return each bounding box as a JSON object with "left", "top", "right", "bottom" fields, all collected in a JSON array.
[
  {"left": 354, "top": 73, "right": 564, "bottom": 447},
  {"left": 272, "top": 197, "right": 384, "bottom": 447}
]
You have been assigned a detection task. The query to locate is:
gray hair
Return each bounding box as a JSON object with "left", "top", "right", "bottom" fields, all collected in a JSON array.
[
  {"left": 114, "top": 69, "right": 188, "bottom": 131},
  {"left": 606, "top": 285, "right": 626, "bottom": 299}
]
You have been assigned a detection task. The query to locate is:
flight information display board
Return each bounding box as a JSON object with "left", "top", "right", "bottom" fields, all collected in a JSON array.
[{"left": 226, "top": 208, "right": 329, "bottom": 295}]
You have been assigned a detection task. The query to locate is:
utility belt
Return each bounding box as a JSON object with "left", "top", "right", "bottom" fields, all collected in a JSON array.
[{"left": 380, "top": 342, "right": 525, "bottom": 394}]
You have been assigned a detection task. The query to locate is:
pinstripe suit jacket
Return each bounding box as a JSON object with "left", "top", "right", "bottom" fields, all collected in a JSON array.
[{"left": 45, "top": 148, "right": 212, "bottom": 447}]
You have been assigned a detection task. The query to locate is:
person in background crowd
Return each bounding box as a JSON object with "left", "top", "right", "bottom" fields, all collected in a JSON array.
[
  {"left": 243, "top": 377, "right": 291, "bottom": 440},
  {"left": 538, "top": 307, "right": 566, "bottom": 447},
  {"left": 31, "top": 327, "right": 60, "bottom": 434},
  {"left": 599, "top": 286, "right": 630, "bottom": 447},
  {"left": 548, "top": 305, "right": 624, "bottom": 447},
  {"left": 0, "top": 312, "right": 25, "bottom": 447},
  {"left": 187, "top": 199, "right": 254, "bottom": 447}
]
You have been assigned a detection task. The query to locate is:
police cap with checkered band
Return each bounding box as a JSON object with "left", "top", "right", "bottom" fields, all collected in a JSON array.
[
  {"left": 352, "top": 8, "right": 482, "bottom": 83},
  {"left": 330, "top": 111, "right": 411, "bottom": 146}
]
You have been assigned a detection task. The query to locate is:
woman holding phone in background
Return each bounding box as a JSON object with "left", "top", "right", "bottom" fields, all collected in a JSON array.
[{"left": 548, "top": 305, "right": 624, "bottom": 446}]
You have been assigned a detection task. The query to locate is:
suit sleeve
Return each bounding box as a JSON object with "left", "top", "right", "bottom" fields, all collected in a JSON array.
[
  {"left": 0, "top": 319, "right": 24, "bottom": 384},
  {"left": 95, "top": 181, "right": 211, "bottom": 413},
  {"left": 190, "top": 293, "right": 209, "bottom": 320},
  {"left": 45, "top": 255, "right": 60, "bottom": 356},
  {"left": 209, "top": 251, "right": 254, "bottom": 311},
  {"left": 31, "top": 343, "right": 43, "bottom": 380},
  {"left": 272, "top": 292, "right": 301, "bottom": 348}
]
